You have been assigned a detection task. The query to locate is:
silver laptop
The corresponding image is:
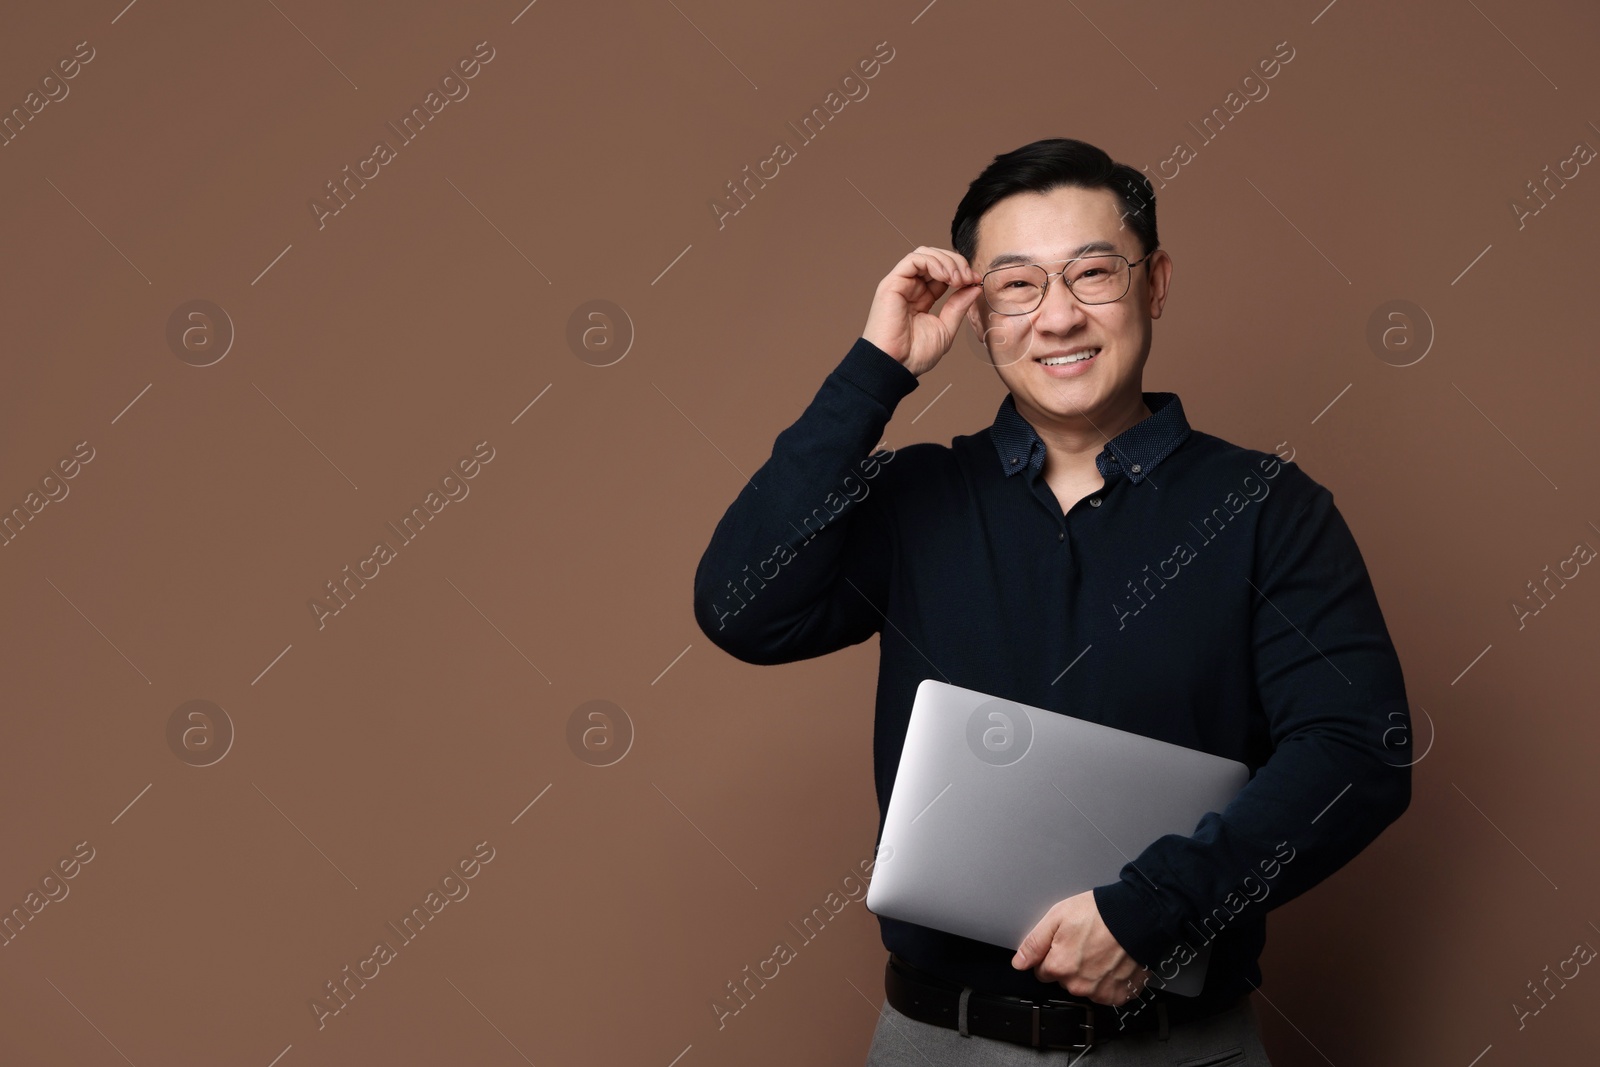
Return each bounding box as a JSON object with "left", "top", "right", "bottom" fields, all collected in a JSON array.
[{"left": 866, "top": 679, "right": 1251, "bottom": 998}]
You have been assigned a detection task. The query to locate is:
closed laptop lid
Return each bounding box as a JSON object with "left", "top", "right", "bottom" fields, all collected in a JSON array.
[{"left": 866, "top": 679, "right": 1251, "bottom": 998}]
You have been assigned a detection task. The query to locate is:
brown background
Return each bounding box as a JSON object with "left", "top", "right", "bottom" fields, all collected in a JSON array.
[{"left": 2, "top": 1, "right": 1597, "bottom": 1064}]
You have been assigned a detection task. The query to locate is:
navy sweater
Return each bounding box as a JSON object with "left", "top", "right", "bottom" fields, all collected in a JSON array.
[{"left": 692, "top": 336, "right": 1412, "bottom": 1007}]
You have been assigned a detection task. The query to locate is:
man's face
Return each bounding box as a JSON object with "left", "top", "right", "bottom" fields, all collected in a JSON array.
[{"left": 964, "top": 184, "right": 1171, "bottom": 426}]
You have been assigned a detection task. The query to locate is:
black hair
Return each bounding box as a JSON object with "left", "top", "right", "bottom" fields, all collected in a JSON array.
[{"left": 950, "top": 138, "right": 1158, "bottom": 266}]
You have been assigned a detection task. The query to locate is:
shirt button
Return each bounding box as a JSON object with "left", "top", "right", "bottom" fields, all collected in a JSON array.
[
  {"left": 1131, "top": 464, "right": 1142, "bottom": 473},
  {"left": 1089, "top": 497, "right": 1102, "bottom": 507},
  {"left": 1011, "top": 457, "right": 1019, "bottom": 464},
  {"left": 1058, "top": 530, "right": 1065, "bottom": 541}
]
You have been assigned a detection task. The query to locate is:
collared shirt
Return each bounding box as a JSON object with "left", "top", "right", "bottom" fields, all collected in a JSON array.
[
  {"left": 693, "top": 336, "right": 1412, "bottom": 1008},
  {"left": 990, "top": 388, "right": 1191, "bottom": 485}
]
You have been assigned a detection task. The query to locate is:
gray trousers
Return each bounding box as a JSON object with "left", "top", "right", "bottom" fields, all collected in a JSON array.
[{"left": 864, "top": 995, "right": 1274, "bottom": 1066}]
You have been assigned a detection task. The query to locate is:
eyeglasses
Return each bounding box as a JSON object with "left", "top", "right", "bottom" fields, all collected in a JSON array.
[{"left": 979, "top": 249, "right": 1158, "bottom": 315}]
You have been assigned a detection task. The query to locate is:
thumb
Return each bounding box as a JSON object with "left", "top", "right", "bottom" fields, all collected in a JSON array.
[
  {"left": 1012, "top": 921, "right": 1049, "bottom": 969},
  {"left": 936, "top": 282, "right": 981, "bottom": 336}
]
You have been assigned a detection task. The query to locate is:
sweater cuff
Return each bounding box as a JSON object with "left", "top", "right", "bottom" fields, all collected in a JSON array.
[
  {"left": 1092, "top": 879, "right": 1176, "bottom": 973},
  {"left": 835, "top": 336, "right": 920, "bottom": 411}
]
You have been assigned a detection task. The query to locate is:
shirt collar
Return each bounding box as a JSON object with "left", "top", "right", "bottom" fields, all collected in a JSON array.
[{"left": 989, "top": 391, "right": 1191, "bottom": 485}]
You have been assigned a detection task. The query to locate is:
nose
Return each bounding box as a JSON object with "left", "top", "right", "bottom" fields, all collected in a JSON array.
[{"left": 1029, "top": 271, "right": 1090, "bottom": 334}]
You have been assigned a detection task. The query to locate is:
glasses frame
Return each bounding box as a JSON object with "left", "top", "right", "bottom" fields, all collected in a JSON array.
[{"left": 979, "top": 247, "right": 1159, "bottom": 315}]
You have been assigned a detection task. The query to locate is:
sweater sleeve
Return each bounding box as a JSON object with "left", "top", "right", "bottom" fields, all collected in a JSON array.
[
  {"left": 692, "top": 337, "right": 920, "bottom": 665},
  {"left": 1092, "top": 463, "right": 1413, "bottom": 979}
]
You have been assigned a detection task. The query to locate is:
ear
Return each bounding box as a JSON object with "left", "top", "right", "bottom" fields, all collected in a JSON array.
[{"left": 1145, "top": 250, "right": 1173, "bottom": 320}]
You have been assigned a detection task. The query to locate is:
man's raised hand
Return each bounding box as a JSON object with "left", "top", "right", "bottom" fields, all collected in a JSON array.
[{"left": 861, "top": 246, "right": 983, "bottom": 378}]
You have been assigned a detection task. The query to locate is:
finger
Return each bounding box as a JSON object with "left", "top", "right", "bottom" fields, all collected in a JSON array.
[
  {"left": 1012, "top": 921, "right": 1053, "bottom": 969},
  {"left": 936, "top": 250, "right": 979, "bottom": 289},
  {"left": 894, "top": 253, "right": 955, "bottom": 309},
  {"left": 1040, "top": 939, "right": 1087, "bottom": 987},
  {"left": 900, "top": 248, "right": 952, "bottom": 284},
  {"left": 915, "top": 249, "right": 965, "bottom": 288},
  {"left": 936, "top": 283, "right": 981, "bottom": 334},
  {"left": 886, "top": 251, "right": 935, "bottom": 295},
  {"left": 1055, "top": 971, "right": 1099, "bottom": 999},
  {"left": 921, "top": 246, "right": 979, "bottom": 286},
  {"left": 893, "top": 261, "right": 942, "bottom": 309}
]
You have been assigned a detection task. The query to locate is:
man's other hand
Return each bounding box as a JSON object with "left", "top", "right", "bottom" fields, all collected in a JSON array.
[
  {"left": 1011, "top": 890, "right": 1151, "bottom": 1007},
  {"left": 861, "top": 246, "right": 982, "bottom": 378}
]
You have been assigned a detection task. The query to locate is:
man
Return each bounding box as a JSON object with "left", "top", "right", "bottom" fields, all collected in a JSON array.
[{"left": 692, "top": 137, "right": 1411, "bottom": 1064}]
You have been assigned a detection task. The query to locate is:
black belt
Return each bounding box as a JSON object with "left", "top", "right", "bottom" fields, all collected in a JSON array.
[{"left": 883, "top": 952, "right": 1243, "bottom": 1053}]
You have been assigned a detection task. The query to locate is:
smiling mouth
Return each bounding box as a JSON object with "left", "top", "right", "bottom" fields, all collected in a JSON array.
[{"left": 1037, "top": 348, "right": 1100, "bottom": 366}]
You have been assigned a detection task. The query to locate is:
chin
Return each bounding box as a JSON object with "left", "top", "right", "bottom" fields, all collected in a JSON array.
[{"left": 1030, "top": 385, "right": 1111, "bottom": 416}]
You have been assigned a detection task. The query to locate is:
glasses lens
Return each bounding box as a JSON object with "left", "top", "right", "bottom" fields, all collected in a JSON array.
[
  {"left": 1064, "top": 255, "right": 1130, "bottom": 304},
  {"left": 983, "top": 265, "right": 1048, "bottom": 314}
]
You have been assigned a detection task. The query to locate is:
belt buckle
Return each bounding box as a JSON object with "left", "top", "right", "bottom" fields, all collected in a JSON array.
[{"left": 1033, "top": 999, "right": 1095, "bottom": 1052}]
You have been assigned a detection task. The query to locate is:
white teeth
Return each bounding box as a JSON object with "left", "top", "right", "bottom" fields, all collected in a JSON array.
[{"left": 1040, "top": 349, "right": 1099, "bottom": 366}]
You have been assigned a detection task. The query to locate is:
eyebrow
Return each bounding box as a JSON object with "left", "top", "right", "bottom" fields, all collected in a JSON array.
[{"left": 986, "top": 240, "right": 1119, "bottom": 270}]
